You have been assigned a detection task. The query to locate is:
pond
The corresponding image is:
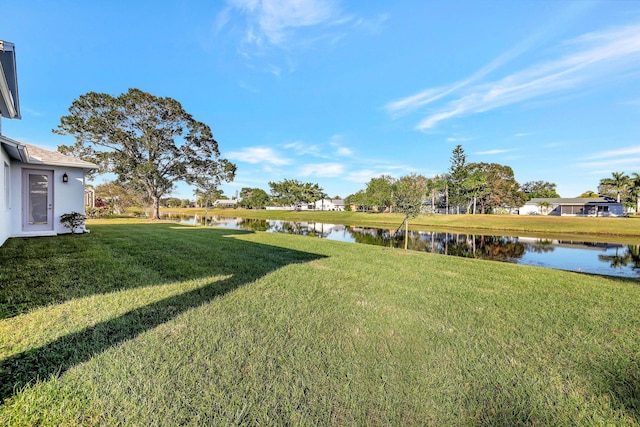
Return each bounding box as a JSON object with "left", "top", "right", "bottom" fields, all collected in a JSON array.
[{"left": 162, "top": 214, "right": 640, "bottom": 278}]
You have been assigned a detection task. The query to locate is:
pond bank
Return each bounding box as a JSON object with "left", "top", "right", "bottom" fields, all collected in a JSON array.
[
  {"left": 162, "top": 208, "right": 640, "bottom": 243},
  {"left": 161, "top": 214, "right": 640, "bottom": 278}
]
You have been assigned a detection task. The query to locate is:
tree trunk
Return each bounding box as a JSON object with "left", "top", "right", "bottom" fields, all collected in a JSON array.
[
  {"left": 445, "top": 187, "right": 449, "bottom": 215},
  {"left": 431, "top": 191, "right": 436, "bottom": 214},
  {"left": 151, "top": 195, "right": 160, "bottom": 220},
  {"left": 404, "top": 217, "right": 409, "bottom": 253}
]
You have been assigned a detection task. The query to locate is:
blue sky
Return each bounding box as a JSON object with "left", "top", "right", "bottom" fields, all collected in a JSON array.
[{"left": 3, "top": 0, "right": 640, "bottom": 199}]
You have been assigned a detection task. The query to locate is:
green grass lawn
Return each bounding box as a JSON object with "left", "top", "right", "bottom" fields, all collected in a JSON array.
[{"left": 1, "top": 218, "right": 639, "bottom": 425}]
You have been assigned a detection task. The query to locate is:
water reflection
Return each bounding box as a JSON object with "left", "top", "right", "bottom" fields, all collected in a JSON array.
[{"left": 162, "top": 214, "right": 640, "bottom": 278}]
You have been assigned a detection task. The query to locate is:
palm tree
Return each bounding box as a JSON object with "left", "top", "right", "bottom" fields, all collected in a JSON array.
[
  {"left": 579, "top": 190, "right": 599, "bottom": 198},
  {"left": 598, "top": 171, "right": 630, "bottom": 203},
  {"left": 538, "top": 201, "right": 552, "bottom": 215},
  {"left": 629, "top": 172, "right": 640, "bottom": 213}
]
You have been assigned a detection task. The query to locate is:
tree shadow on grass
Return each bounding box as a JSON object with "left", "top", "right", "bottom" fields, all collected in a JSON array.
[
  {"left": 0, "top": 223, "right": 325, "bottom": 402},
  {"left": 591, "top": 354, "right": 640, "bottom": 423},
  {"left": 0, "top": 223, "right": 309, "bottom": 319}
]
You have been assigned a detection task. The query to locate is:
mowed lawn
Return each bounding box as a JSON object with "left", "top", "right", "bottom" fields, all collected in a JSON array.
[{"left": 0, "top": 219, "right": 639, "bottom": 426}]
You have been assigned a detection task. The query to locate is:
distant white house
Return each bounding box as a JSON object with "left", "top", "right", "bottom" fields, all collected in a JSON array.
[
  {"left": 312, "top": 198, "right": 345, "bottom": 211},
  {"left": 519, "top": 197, "right": 624, "bottom": 217},
  {"left": 0, "top": 40, "right": 97, "bottom": 247},
  {"left": 213, "top": 199, "right": 237, "bottom": 208},
  {"left": 266, "top": 199, "right": 346, "bottom": 211}
]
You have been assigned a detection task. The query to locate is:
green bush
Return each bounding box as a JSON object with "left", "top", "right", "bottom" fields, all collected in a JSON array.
[
  {"left": 59, "top": 212, "right": 86, "bottom": 234},
  {"left": 85, "top": 207, "right": 109, "bottom": 219}
]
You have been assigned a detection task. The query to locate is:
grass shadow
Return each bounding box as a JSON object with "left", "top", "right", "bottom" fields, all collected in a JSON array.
[
  {"left": 590, "top": 354, "right": 640, "bottom": 422},
  {"left": 0, "top": 223, "right": 291, "bottom": 319},
  {"left": 0, "top": 223, "right": 325, "bottom": 402}
]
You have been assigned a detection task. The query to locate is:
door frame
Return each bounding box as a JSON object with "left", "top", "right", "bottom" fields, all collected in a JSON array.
[{"left": 22, "top": 168, "right": 54, "bottom": 232}]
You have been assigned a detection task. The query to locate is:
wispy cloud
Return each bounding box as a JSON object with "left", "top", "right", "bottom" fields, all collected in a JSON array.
[
  {"left": 283, "top": 134, "right": 354, "bottom": 158},
  {"left": 345, "top": 169, "right": 378, "bottom": 183},
  {"left": 578, "top": 145, "right": 640, "bottom": 170},
  {"left": 583, "top": 145, "right": 640, "bottom": 160},
  {"left": 476, "top": 149, "right": 510, "bottom": 155},
  {"left": 20, "top": 106, "right": 43, "bottom": 117},
  {"left": 579, "top": 157, "right": 640, "bottom": 168},
  {"left": 282, "top": 140, "right": 323, "bottom": 157},
  {"left": 385, "top": 29, "right": 543, "bottom": 118},
  {"left": 335, "top": 146, "right": 352, "bottom": 156},
  {"left": 226, "top": 146, "right": 291, "bottom": 165},
  {"left": 298, "top": 162, "right": 345, "bottom": 177},
  {"left": 387, "top": 22, "right": 640, "bottom": 130},
  {"left": 328, "top": 134, "right": 353, "bottom": 156},
  {"left": 219, "top": 0, "right": 351, "bottom": 49},
  {"left": 350, "top": 13, "right": 388, "bottom": 35}
]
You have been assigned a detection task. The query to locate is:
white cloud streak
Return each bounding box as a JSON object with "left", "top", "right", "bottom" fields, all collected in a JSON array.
[
  {"left": 345, "top": 169, "right": 377, "bottom": 183},
  {"left": 385, "top": 28, "right": 543, "bottom": 118},
  {"left": 222, "top": 0, "right": 348, "bottom": 47},
  {"left": 476, "top": 149, "right": 510, "bottom": 155},
  {"left": 226, "top": 146, "right": 291, "bottom": 165},
  {"left": 387, "top": 22, "right": 640, "bottom": 130},
  {"left": 298, "top": 162, "right": 345, "bottom": 177},
  {"left": 583, "top": 145, "right": 640, "bottom": 160},
  {"left": 579, "top": 157, "right": 640, "bottom": 169}
]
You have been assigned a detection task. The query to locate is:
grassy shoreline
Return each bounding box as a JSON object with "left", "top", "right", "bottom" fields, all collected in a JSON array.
[
  {"left": 163, "top": 207, "right": 640, "bottom": 241},
  {"left": 1, "top": 218, "right": 639, "bottom": 425}
]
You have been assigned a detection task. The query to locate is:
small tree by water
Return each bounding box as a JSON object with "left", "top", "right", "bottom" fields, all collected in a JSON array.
[{"left": 394, "top": 174, "right": 428, "bottom": 251}]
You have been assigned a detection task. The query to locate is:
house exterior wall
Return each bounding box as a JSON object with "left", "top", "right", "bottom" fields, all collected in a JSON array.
[
  {"left": 0, "top": 145, "right": 11, "bottom": 246},
  {"left": 52, "top": 168, "right": 88, "bottom": 234},
  {"left": 313, "top": 199, "right": 345, "bottom": 211},
  {"left": 518, "top": 203, "right": 541, "bottom": 215},
  {"left": 519, "top": 200, "right": 624, "bottom": 217},
  {"left": 8, "top": 165, "right": 88, "bottom": 239}
]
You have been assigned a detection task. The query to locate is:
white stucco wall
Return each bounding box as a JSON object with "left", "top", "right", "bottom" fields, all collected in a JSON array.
[
  {"left": 519, "top": 203, "right": 547, "bottom": 215},
  {"left": 0, "top": 146, "right": 11, "bottom": 246},
  {"left": 53, "top": 168, "right": 88, "bottom": 234},
  {"left": 8, "top": 165, "right": 88, "bottom": 239}
]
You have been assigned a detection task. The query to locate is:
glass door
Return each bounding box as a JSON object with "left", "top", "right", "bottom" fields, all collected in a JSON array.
[{"left": 23, "top": 169, "right": 53, "bottom": 231}]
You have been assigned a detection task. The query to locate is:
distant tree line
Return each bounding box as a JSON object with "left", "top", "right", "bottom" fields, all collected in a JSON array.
[
  {"left": 597, "top": 172, "right": 640, "bottom": 211},
  {"left": 346, "top": 145, "right": 559, "bottom": 215}
]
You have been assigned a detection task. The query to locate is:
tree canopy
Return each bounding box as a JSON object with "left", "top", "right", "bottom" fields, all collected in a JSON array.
[
  {"left": 268, "top": 179, "right": 325, "bottom": 208},
  {"left": 447, "top": 144, "right": 469, "bottom": 213},
  {"left": 365, "top": 175, "right": 396, "bottom": 212},
  {"left": 521, "top": 180, "right": 560, "bottom": 200},
  {"left": 598, "top": 172, "right": 630, "bottom": 203},
  {"left": 393, "top": 173, "right": 428, "bottom": 219},
  {"left": 94, "top": 181, "right": 147, "bottom": 215},
  {"left": 470, "top": 163, "right": 524, "bottom": 213},
  {"left": 239, "top": 187, "right": 270, "bottom": 209},
  {"left": 54, "top": 88, "right": 236, "bottom": 219}
]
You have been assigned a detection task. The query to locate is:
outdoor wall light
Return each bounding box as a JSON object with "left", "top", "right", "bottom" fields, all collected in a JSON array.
[{"left": 62, "top": 173, "right": 68, "bottom": 183}]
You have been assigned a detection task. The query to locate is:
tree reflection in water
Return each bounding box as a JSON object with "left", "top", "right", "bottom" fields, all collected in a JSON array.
[
  {"left": 161, "top": 214, "right": 640, "bottom": 277},
  {"left": 599, "top": 245, "right": 640, "bottom": 270}
]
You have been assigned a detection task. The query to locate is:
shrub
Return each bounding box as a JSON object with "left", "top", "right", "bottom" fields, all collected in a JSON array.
[
  {"left": 86, "top": 207, "right": 109, "bottom": 219},
  {"left": 59, "top": 212, "right": 86, "bottom": 234}
]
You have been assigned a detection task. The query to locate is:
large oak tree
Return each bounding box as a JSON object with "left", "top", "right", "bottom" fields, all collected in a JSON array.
[{"left": 54, "top": 88, "right": 236, "bottom": 219}]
